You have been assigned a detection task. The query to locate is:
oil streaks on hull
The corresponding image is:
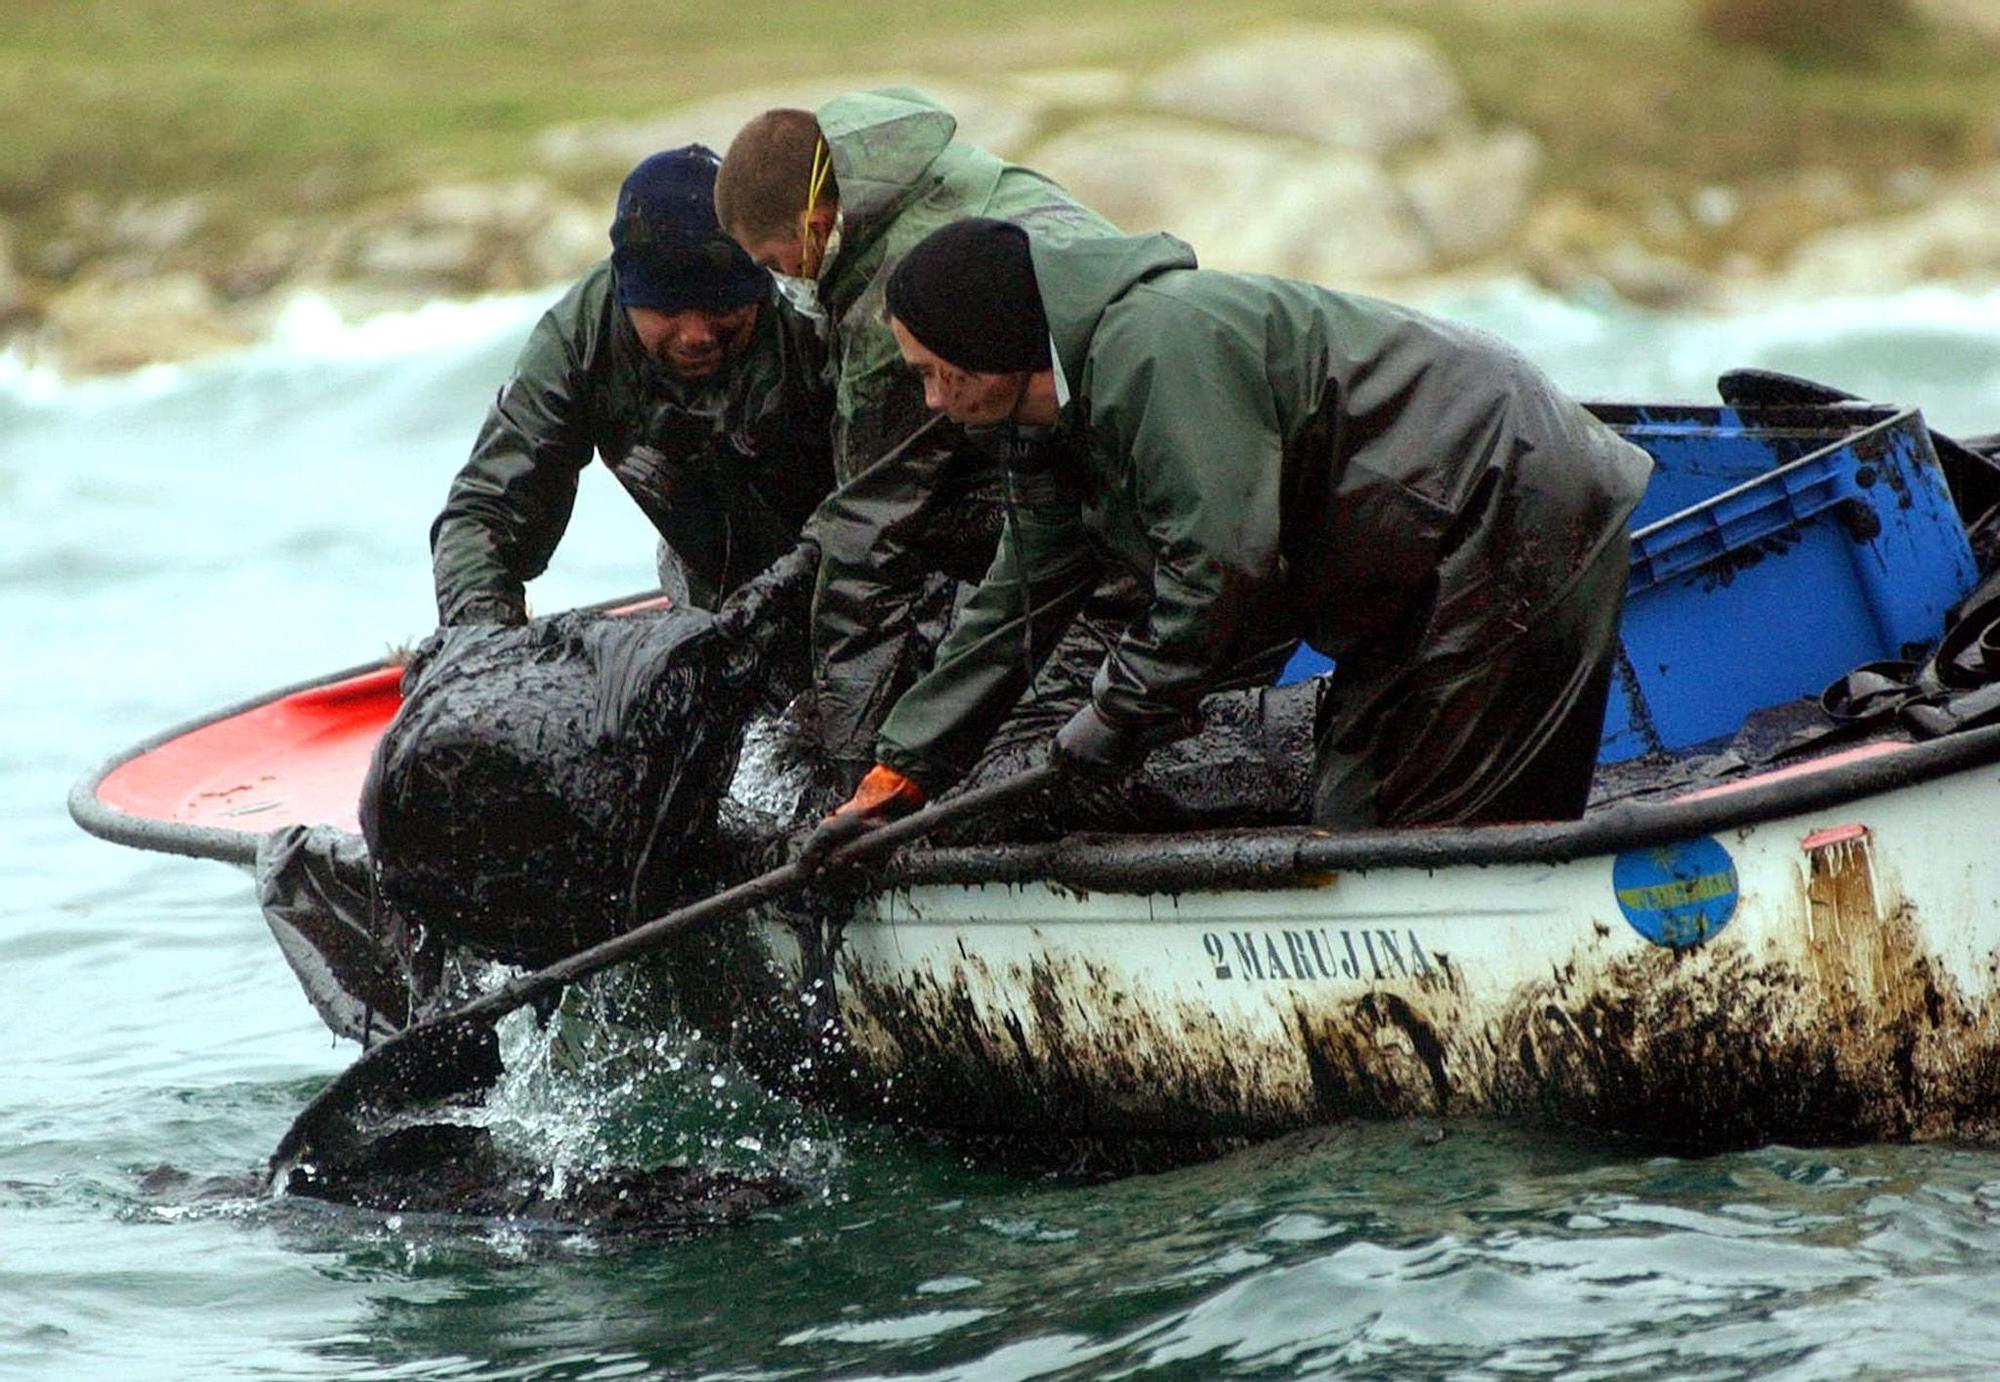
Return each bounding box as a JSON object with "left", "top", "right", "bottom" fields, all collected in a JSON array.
[{"left": 792, "top": 830, "right": 2000, "bottom": 1168}]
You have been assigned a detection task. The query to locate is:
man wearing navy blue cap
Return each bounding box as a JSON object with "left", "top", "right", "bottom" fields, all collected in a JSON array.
[{"left": 431, "top": 145, "right": 835, "bottom": 628}]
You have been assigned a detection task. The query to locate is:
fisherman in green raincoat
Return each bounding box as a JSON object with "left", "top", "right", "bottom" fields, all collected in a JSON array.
[
  {"left": 431, "top": 146, "right": 832, "bottom": 630},
  {"left": 807, "top": 218, "right": 1653, "bottom": 843},
  {"left": 716, "top": 88, "right": 1128, "bottom": 784}
]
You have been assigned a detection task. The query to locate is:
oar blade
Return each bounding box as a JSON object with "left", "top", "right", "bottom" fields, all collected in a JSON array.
[
  {"left": 265, "top": 764, "right": 1057, "bottom": 1183},
  {"left": 270, "top": 1010, "right": 503, "bottom": 1178}
]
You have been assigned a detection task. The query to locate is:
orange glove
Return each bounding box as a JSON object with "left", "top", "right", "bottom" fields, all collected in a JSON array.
[
  {"left": 798, "top": 765, "right": 926, "bottom": 873},
  {"left": 844, "top": 764, "right": 926, "bottom": 817}
]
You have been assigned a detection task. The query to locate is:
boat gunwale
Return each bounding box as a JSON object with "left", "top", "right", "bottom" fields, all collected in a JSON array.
[
  {"left": 66, "top": 654, "right": 398, "bottom": 868},
  {"left": 885, "top": 723, "right": 2000, "bottom": 893},
  {"left": 79, "top": 673, "right": 2000, "bottom": 893}
]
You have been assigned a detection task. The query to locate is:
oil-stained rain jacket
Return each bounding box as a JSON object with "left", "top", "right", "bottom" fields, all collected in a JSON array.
[
  {"left": 877, "top": 233, "right": 1653, "bottom": 822},
  {"left": 805, "top": 87, "right": 1120, "bottom": 772},
  {"left": 431, "top": 259, "right": 833, "bottom": 626}
]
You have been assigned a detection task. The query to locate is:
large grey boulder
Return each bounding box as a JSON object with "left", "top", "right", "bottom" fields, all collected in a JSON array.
[
  {"left": 1029, "top": 25, "right": 1541, "bottom": 285},
  {"left": 57, "top": 192, "right": 210, "bottom": 270},
  {"left": 1773, "top": 164, "right": 2000, "bottom": 296},
  {"left": 1515, "top": 195, "right": 1718, "bottom": 310},
  {"left": 1399, "top": 127, "right": 1542, "bottom": 264},
  {"left": 313, "top": 181, "right": 602, "bottom": 295},
  {"left": 42, "top": 269, "right": 251, "bottom": 374},
  {"left": 1029, "top": 117, "right": 1435, "bottom": 284},
  {"left": 1139, "top": 25, "right": 1468, "bottom": 156}
]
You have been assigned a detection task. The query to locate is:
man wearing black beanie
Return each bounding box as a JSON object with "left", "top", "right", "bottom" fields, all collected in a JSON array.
[
  {"left": 882, "top": 219, "right": 1050, "bottom": 375},
  {"left": 431, "top": 145, "right": 834, "bottom": 634},
  {"left": 810, "top": 219, "right": 1653, "bottom": 842}
]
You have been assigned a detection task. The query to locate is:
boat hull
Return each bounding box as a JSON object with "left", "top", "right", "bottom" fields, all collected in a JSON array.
[
  {"left": 748, "top": 743, "right": 2000, "bottom": 1153},
  {"left": 67, "top": 594, "right": 2000, "bottom": 1157}
]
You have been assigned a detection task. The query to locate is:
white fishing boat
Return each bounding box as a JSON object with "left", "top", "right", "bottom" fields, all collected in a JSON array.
[{"left": 69, "top": 383, "right": 2000, "bottom": 1157}]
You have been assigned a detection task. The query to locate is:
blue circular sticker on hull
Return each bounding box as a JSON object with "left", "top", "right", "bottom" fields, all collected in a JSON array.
[{"left": 1612, "top": 836, "right": 1739, "bottom": 949}]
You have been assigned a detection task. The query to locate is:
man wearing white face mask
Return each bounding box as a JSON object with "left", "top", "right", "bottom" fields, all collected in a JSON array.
[{"left": 716, "top": 88, "right": 1126, "bottom": 791}]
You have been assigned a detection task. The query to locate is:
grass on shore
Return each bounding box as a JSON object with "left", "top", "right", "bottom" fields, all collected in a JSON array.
[{"left": 7, "top": 0, "right": 2000, "bottom": 263}]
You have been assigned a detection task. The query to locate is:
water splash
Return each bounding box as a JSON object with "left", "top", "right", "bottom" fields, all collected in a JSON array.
[
  {"left": 725, "top": 711, "right": 816, "bottom": 823},
  {"left": 476, "top": 966, "right": 854, "bottom": 1205}
]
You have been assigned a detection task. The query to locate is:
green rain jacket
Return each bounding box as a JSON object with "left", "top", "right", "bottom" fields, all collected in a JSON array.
[
  {"left": 876, "top": 233, "right": 1653, "bottom": 790},
  {"left": 431, "top": 259, "right": 833, "bottom": 626},
  {"left": 805, "top": 88, "right": 1120, "bottom": 771}
]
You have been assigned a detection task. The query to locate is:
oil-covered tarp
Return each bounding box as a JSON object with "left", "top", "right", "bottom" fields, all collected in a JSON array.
[
  {"left": 257, "top": 823, "right": 415, "bottom": 1044},
  {"left": 361, "top": 607, "right": 751, "bottom": 969}
]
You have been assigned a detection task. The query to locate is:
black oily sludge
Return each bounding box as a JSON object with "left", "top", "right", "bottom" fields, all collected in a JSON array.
[
  {"left": 278, "top": 1124, "right": 797, "bottom": 1235},
  {"left": 361, "top": 609, "right": 752, "bottom": 970}
]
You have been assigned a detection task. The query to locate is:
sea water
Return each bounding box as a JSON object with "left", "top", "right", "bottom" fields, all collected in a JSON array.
[{"left": 6, "top": 280, "right": 2000, "bottom": 1380}]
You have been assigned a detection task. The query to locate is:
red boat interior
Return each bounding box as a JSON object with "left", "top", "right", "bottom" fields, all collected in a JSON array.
[
  {"left": 90, "top": 595, "right": 685, "bottom": 840},
  {"left": 92, "top": 664, "right": 404, "bottom": 836}
]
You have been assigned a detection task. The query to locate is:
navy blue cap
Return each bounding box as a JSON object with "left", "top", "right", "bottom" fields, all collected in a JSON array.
[{"left": 610, "top": 146, "right": 769, "bottom": 313}]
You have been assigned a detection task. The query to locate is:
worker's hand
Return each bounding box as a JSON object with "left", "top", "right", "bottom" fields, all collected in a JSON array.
[
  {"left": 797, "top": 764, "right": 926, "bottom": 875},
  {"left": 708, "top": 594, "right": 759, "bottom": 685},
  {"left": 709, "top": 541, "right": 822, "bottom": 687},
  {"left": 1050, "top": 703, "right": 1151, "bottom": 781}
]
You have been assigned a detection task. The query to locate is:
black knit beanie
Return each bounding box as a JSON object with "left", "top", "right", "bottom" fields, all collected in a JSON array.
[{"left": 886, "top": 218, "right": 1050, "bottom": 372}]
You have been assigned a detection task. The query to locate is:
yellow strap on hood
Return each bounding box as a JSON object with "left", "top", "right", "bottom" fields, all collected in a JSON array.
[{"left": 800, "top": 138, "right": 833, "bottom": 278}]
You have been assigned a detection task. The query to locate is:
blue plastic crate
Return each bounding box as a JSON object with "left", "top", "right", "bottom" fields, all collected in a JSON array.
[
  {"left": 1276, "top": 402, "right": 1979, "bottom": 764},
  {"left": 1597, "top": 401, "right": 1975, "bottom": 760}
]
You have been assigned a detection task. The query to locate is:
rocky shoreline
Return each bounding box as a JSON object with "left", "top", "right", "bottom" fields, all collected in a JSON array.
[{"left": 7, "top": 23, "right": 2000, "bottom": 378}]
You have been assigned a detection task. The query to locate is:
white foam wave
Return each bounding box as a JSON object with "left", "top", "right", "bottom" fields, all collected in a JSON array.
[
  {"left": 1414, "top": 277, "right": 2000, "bottom": 431},
  {"left": 1422, "top": 273, "right": 2000, "bottom": 332},
  {"left": 6, "top": 275, "right": 2000, "bottom": 425},
  {"left": 0, "top": 345, "right": 189, "bottom": 406},
  {"left": 265, "top": 289, "right": 549, "bottom": 360},
  {"left": 0, "top": 287, "right": 554, "bottom": 407}
]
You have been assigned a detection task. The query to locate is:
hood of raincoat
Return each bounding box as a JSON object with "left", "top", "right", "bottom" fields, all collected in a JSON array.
[
  {"left": 1028, "top": 231, "right": 1200, "bottom": 403},
  {"left": 816, "top": 89, "right": 968, "bottom": 279}
]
